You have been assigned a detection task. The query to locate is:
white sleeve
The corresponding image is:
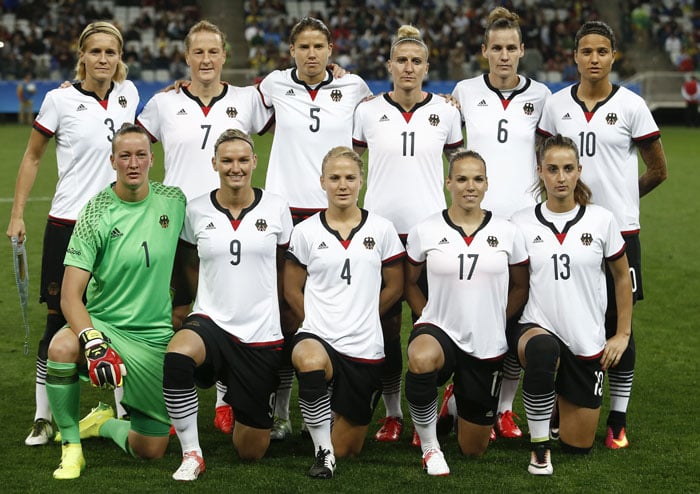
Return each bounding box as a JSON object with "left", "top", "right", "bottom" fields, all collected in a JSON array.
[{"left": 405, "top": 223, "right": 426, "bottom": 264}]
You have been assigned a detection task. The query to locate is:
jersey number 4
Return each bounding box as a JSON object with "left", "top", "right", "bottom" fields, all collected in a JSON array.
[{"left": 341, "top": 258, "right": 351, "bottom": 285}]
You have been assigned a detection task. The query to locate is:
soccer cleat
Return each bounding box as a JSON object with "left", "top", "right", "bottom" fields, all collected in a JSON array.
[
  {"left": 374, "top": 416, "right": 403, "bottom": 442},
  {"left": 436, "top": 383, "right": 455, "bottom": 435},
  {"left": 528, "top": 443, "right": 553, "bottom": 476},
  {"left": 495, "top": 410, "right": 523, "bottom": 438},
  {"left": 214, "top": 405, "right": 234, "bottom": 435},
  {"left": 411, "top": 427, "right": 421, "bottom": 447},
  {"left": 53, "top": 443, "right": 86, "bottom": 480},
  {"left": 54, "top": 402, "right": 114, "bottom": 443},
  {"left": 172, "top": 451, "right": 206, "bottom": 481},
  {"left": 605, "top": 426, "right": 629, "bottom": 449},
  {"left": 422, "top": 447, "right": 450, "bottom": 476},
  {"left": 490, "top": 427, "right": 497, "bottom": 442},
  {"left": 25, "top": 418, "right": 54, "bottom": 446},
  {"left": 270, "top": 416, "right": 292, "bottom": 441},
  {"left": 308, "top": 446, "right": 335, "bottom": 479}
]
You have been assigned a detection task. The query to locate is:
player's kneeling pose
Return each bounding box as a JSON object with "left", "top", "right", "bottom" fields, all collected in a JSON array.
[
  {"left": 46, "top": 124, "right": 186, "bottom": 480},
  {"left": 404, "top": 150, "right": 529, "bottom": 476},
  {"left": 163, "top": 129, "right": 293, "bottom": 481},
  {"left": 511, "top": 135, "right": 632, "bottom": 475},
  {"left": 284, "top": 147, "right": 404, "bottom": 479}
]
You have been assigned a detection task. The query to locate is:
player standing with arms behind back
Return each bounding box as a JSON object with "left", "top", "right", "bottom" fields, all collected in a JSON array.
[
  {"left": 537, "top": 20, "right": 668, "bottom": 449},
  {"left": 353, "top": 24, "right": 463, "bottom": 444},
  {"left": 258, "top": 17, "right": 373, "bottom": 440},
  {"left": 450, "top": 6, "right": 551, "bottom": 441},
  {"left": 7, "top": 21, "right": 139, "bottom": 446}
]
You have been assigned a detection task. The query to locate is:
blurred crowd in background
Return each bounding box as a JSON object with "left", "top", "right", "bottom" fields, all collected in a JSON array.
[{"left": 1, "top": 0, "right": 698, "bottom": 83}]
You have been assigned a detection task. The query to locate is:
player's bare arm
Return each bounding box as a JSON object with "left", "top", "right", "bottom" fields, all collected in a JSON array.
[
  {"left": 283, "top": 258, "right": 307, "bottom": 322},
  {"left": 638, "top": 138, "right": 668, "bottom": 197},
  {"left": 506, "top": 264, "right": 529, "bottom": 321},
  {"left": 379, "top": 261, "right": 404, "bottom": 317},
  {"left": 403, "top": 261, "right": 426, "bottom": 317},
  {"left": 601, "top": 254, "right": 633, "bottom": 371}
]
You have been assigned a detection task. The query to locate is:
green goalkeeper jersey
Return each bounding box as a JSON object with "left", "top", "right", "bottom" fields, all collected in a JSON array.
[{"left": 65, "top": 181, "right": 186, "bottom": 332}]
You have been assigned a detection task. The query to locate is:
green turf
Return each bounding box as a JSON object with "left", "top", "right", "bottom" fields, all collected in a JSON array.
[{"left": 0, "top": 124, "right": 697, "bottom": 492}]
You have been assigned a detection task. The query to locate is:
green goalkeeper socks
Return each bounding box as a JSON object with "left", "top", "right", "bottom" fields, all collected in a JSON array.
[
  {"left": 99, "top": 418, "right": 132, "bottom": 455},
  {"left": 46, "top": 360, "right": 80, "bottom": 444}
]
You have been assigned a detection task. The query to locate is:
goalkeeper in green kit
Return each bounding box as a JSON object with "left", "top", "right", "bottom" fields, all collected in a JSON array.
[{"left": 45, "top": 124, "right": 186, "bottom": 480}]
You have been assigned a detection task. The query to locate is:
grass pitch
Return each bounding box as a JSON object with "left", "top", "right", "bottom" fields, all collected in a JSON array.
[{"left": 0, "top": 124, "right": 697, "bottom": 493}]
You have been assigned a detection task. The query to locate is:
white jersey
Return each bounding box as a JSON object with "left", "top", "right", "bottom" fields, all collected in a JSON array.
[
  {"left": 180, "top": 188, "right": 292, "bottom": 344},
  {"left": 537, "top": 84, "right": 660, "bottom": 233},
  {"left": 259, "top": 68, "right": 372, "bottom": 211},
  {"left": 287, "top": 210, "right": 405, "bottom": 361},
  {"left": 513, "top": 203, "right": 626, "bottom": 357},
  {"left": 452, "top": 74, "right": 551, "bottom": 218},
  {"left": 34, "top": 80, "right": 139, "bottom": 220},
  {"left": 407, "top": 210, "right": 527, "bottom": 359},
  {"left": 137, "top": 84, "right": 272, "bottom": 200},
  {"left": 353, "top": 93, "right": 464, "bottom": 235}
]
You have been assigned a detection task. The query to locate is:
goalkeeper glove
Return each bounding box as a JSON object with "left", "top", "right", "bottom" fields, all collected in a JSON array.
[{"left": 79, "top": 328, "right": 127, "bottom": 389}]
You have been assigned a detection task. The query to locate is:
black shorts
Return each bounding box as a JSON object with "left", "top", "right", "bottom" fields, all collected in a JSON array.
[
  {"left": 40, "top": 217, "right": 75, "bottom": 311},
  {"left": 386, "top": 234, "right": 425, "bottom": 320},
  {"left": 291, "top": 207, "right": 324, "bottom": 225},
  {"left": 293, "top": 332, "right": 382, "bottom": 426},
  {"left": 409, "top": 324, "right": 504, "bottom": 426},
  {"left": 606, "top": 232, "right": 643, "bottom": 305},
  {"left": 516, "top": 325, "right": 604, "bottom": 409},
  {"left": 182, "top": 314, "right": 283, "bottom": 429},
  {"left": 605, "top": 232, "right": 642, "bottom": 337}
]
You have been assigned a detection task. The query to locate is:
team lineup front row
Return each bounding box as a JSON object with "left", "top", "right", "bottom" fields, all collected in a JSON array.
[
  {"left": 8, "top": 11, "right": 667, "bottom": 483},
  {"left": 43, "top": 124, "right": 632, "bottom": 481}
]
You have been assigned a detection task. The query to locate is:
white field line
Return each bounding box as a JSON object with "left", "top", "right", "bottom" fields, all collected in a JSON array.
[{"left": 0, "top": 197, "right": 52, "bottom": 203}]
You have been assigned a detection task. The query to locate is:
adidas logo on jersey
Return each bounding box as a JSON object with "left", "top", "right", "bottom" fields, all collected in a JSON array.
[
  {"left": 562, "top": 113, "right": 572, "bottom": 120},
  {"left": 477, "top": 100, "right": 487, "bottom": 107},
  {"left": 438, "top": 237, "right": 449, "bottom": 245},
  {"left": 205, "top": 222, "right": 216, "bottom": 230},
  {"left": 317, "top": 242, "right": 328, "bottom": 249},
  {"left": 286, "top": 89, "right": 296, "bottom": 96},
  {"left": 177, "top": 108, "right": 187, "bottom": 115},
  {"left": 76, "top": 104, "right": 88, "bottom": 112},
  {"left": 533, "top": 235, "right": 543, "bottom": 243},
  {"left": 379, "top": 114, "right": 389, "bottom": 122},
  {"left": 110, "top": 228, "right": 123, "bottom": 239}
]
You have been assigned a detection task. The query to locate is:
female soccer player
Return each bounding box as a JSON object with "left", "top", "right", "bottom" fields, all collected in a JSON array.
[
  {"left": 511, "top": 134, "right": 632, "bottom": 475},
  {"left": 137, "top": 19, "right": 273, "bottom": 435},
  {"left": 450, "top": 7, "right": 551, "bottom": 439},
  {"left": 353, "top": 24, "right": 463, "bottom": 443},
  {"left": 404, "top": 150, "right": 528, "bottom": 476},
  {"left": 46, "top": 124, "right": 186, "bottom": 480},
  {"left": 163, "top": 129, "right": 292, "bottom": 481},
  {"left": 7, "top": 21, "right": 139, "bottom": 446},
  {"left": 284, "top": 147, "right": 404, "bottom": 478},
  {"left": 258, "top": 16, "right": 373, "bottom": 440},
  {"left": 537, "top": 20, "right": 668, "bottom": 448},
  {"left": 138, "top": 20, "right": 272, "bottom": 202}
]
